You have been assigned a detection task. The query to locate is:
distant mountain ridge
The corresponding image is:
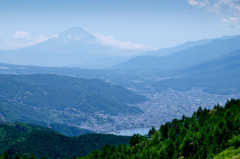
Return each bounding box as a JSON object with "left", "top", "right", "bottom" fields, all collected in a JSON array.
[
  {"left": 113, "top": 35, "right": 240, "bottom": 70},
  {"left": 141, "top": 38, "right": 214, "bottom": 57},
  {"left": 184, "top": 48, "right": 240, "bottom": 73},
  {"left": 154, "top": 49, "right": 240, "bottom": 94},
  {"left": 141, "top": 34, "right": 240, "bottom": 57}
]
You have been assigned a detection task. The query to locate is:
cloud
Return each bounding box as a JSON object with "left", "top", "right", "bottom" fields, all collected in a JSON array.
[
  {"left": 93, "top": 33, "right": 158, "bottom": 50},
  {"left": 3, "top": 32, "right": 48, "bottom": 50},
  {"left": 188, "top": 0, "right": 240, "bottom": 28},
  {"left": 51, "top": 34, "right": 59, "bottom": 38},
  {"left": 213, "top": 0, "right": 240, "bottom": 13},
  {"left": 221, "top": 17, "right": 240, "bottom": 28},
  {"left": 188, "top": 0, "right": 209, "bottom": 8},
  {"left": 188, "top": 0, "right": 240, "bottom": 13},
  {"left": 0, "top": 32, "right": 2, "bottom": 36},
  {"left": 27, "top": 34, "right": 48, "bottom": 46},
  {"left": 13, "top": 31, "right": 30, "bottom": 39}
]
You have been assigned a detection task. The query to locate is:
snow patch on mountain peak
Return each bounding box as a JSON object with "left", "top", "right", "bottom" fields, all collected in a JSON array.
[{"left": 55, "top": 27, "right": 97, "bottom": 43}]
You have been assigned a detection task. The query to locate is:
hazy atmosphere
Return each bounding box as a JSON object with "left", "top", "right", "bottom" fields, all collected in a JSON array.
[
  {"left": 1, "top": 1, "right": 240, "bottom": 159},
  {"left": 1, "top": 0, "right": 239, "bottom": 51}
]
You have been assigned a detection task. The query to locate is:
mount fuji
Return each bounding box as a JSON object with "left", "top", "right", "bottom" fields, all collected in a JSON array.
[{"left": 0, "top": 27, "right": 148, "bottom": 68}]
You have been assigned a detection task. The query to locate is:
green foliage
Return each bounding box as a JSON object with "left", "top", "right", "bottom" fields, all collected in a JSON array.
[
  {"left": 87, "top": 99, "right": 240, "bottom": 159},
  {"left": 213, "top": 135, "right": 240, "bottom": 159},
  {"left": 130, "top": 134, "right": 146, "bottom": 147},
  {"left": 1, "top": 152, "right": 10, "bottom": 159},
  {"left": 213, "top": 147, "right": 240, "bottom": 159},
  {"left": 0, "top": 122, "right": 57, "bottom": 153},
  {"left": 0, "top": 122, "right": 130, "bottom": 159},
  {"left": 228, "top": 135, "right": 240, "bottom": 148},
  {"left": 147, "top": 126, "right": 156, "bottom": 139}
]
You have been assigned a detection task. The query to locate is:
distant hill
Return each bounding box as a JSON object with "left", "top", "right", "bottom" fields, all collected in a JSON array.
[
  {"left": 113, "top": 35, "right": 240, "bottom": 70},
  {"left": 0, "top": 74, "right": 146, "bottom": 130},
  {"left": 0, "top": 27, "right": 146, "bottom": 69},
  {"left": 183, "top": 48, "right": 240, "bottom": 73},
  {"left": 141, "top": 38, "right": 214, "bottom": 57},
  {"left": 141, "top": 35, "right": 240, "bottom": 57},
  {"left": 1, "top": 47, "right": 239, "bottom": 96},
  {"left": 154, "top": 49, "right": 240, "bottom": 94},
  {"left": 0, "top": 62, "right": 157, "bottom": 92},
  {"left": 0, "top": 122, "right": 131, "bottom": 159}
]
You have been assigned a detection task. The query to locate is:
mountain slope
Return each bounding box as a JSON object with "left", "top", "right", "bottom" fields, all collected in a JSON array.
[
  {"left": 154, "top": 49, "right": 240, "bottom": 94},
  {"left": 113, "top": 35, "right": 240, "bottom": 70},
  {"left": 27, "top": 27, "right": 142, "bottom": 55},
  {"left": 141, "top": 38, "right": 214, "bottom": 57},
  {"left": 27, "top": 27, "right": 110, "bottom": 54},
  {"left": 0, "top": 27, "right": 146, "bottom": 68},
  {"left": 48, "top": 122, "right": 92, "bottom": 137},
  {"left": 0, "top": 122, "right": 131, "bottom": 159},
  {"left": 0, "top": 74, "right": 146, "bottom": 130},
  {"left": 183, "top": 48, "right": 240, "bottom": 73}
]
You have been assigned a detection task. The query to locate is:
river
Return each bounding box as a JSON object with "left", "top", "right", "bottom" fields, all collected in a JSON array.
[{"left": 107, "top": 127, "right": 151, "bottom": 136}]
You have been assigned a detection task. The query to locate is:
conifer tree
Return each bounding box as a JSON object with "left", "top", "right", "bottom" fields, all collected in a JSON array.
[{"left": 14, "top": 153, "right": 20, "bottom": 159}]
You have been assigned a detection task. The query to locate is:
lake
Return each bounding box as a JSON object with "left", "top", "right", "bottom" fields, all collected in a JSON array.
[{"left": 107, "top": 127, "right": 151, "bottom": 136}]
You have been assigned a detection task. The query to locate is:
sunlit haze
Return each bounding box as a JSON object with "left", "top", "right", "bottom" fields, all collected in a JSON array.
[{"left": 0, "top": 0, "right": 240, "bottom": 52}]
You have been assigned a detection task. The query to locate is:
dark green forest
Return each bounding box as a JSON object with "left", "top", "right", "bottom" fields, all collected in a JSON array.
[
  {"left": 83, "top": 99, "right": 240, "bottom": 159},
  {"left": 0, "top": 122, "right": 130, "bottom": 159}
]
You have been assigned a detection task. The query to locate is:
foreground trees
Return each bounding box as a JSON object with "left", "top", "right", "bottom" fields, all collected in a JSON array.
[{"left": 87, "top": 99, "right": 240, "bottom": 159}]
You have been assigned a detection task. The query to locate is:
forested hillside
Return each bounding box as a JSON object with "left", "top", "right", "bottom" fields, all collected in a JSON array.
[
  {"left": 84, "top": 99, "right": 240, "bottom": 159},
  {"left": 0, "top": 74, "right": 145, "bottom": 115},
  {"left": 0, "top": 122, "right": 131, "bottom": 159},
  {"left": 154, "top": 49, "right": 240, "bottom": 95},
  {"left": 0, "top": 74, "right": 146, "bottom": 133}
]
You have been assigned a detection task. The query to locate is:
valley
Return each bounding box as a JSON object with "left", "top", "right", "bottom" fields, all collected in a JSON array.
[
  {"left": 1, "top": 51, "right": 240, "bottom": 134},
  {"left": 79, "top": 87, "right": 240, "bottom": 133}
]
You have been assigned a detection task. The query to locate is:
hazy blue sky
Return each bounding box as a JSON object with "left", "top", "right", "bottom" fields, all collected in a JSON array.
[{"left": 0, "top": 0, "right": 240, "bottom": 50}]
